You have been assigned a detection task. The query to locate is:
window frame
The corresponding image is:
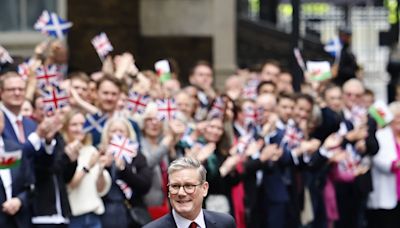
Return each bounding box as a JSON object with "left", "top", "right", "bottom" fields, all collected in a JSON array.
[{"left": 0, "top": 0, "right": 67, "bottom": 57}]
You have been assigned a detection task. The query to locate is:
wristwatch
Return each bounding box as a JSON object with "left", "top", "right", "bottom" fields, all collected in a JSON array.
[{"left": 82, "top": 166, "right": 90, "bottom": 173}]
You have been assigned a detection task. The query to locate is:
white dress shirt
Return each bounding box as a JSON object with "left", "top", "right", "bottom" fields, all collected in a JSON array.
[
  {"left": 0, "top": 137, "right": 12, "bottom": 200},
  {"left": 172, "top": 209, "right": 206, "bottom": 228}
]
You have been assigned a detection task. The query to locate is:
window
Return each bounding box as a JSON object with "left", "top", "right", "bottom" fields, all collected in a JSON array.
[{"left": 0, "top": 0, "right": 67, "bottom": 56}]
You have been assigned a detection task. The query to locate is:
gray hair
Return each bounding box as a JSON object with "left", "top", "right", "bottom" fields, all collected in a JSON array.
[{"left": 168, "top": 157, "right": 207, "bottom": 183}]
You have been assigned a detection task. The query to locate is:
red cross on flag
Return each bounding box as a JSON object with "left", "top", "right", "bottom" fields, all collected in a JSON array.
[
  {"left": 35, "top": 65, "right": 62, "bottom": 88},
  {"left": 243, "top": 106, "right": 258, "bottom": 128},
  {"left": 242, "top": 79, "right": 259, "bottom": 100},
  {"left": 91, "top": 32, "right": 113, "bottom": 60},
  {"left": 116, "top": 179, "right": 133, "bottom": 199},
  {"left": 282, "top": 123, "right": 303, "bottom": 149},
  {"left": 40, "top": 83, "right": 69, "bottom": 115},
  {"left": 157, "top": 98, "right": 177, "bottom": 121},
  {"left": 207, "top": 96, "right": 226, "bottom": 119},
  {"left": 108, "top": 135, "right": 138, "bottom": 164},
  {"left": 126, "top": 91, "right": 150, "bottom": 115}
]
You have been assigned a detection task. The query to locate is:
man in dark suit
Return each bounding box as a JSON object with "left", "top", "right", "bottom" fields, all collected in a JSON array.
[
  {"left": 0, "top": 72, "right": 37, "bottom": 145},
  {"left": 0, "top": 109, "right": 33, "bottom": 228},
  {"left": 84, "top": 75, "right": 141, "bottom": 146},
  {"left": 144, "top": 157, "right": 236, "bottom": 228}
]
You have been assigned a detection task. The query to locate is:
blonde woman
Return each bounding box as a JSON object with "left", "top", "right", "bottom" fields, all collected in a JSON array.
[
  {"left": 61, "top": 110, "right": 112, "bottom": 228},
  {"left": 99, "top": 117, "right": 152, "bottom": 228}
]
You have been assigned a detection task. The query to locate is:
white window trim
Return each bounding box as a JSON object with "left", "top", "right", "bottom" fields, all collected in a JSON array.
[{"left": 0, "top": 0, "right": 67, "bottom": 57}]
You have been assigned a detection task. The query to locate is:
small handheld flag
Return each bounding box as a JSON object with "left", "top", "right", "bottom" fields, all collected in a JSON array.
[
  {"left": 0, "top": 147, "right": 22, "bottom": 169},
  {"left": 83, "top": 113, "right": 108, "bottom": 133},
  {"left": 116, "top": 179, "right": 133, "bottom": 199},
  {"left": 35, "top": 65, "right": 62, "bottom": 88},
  {"left": 281, "top": 123, "right": 303, "bottom": 149},
  {"left": 126, "top": 91, "right": 150, "bottom": 115},
  {"left": 306, "top": 61, "right": 332, "bottom": 82},
  {"left": 34, "top": 11, "right": 72, "bottom": 39},
  {"left": 207, "top": 96, "right": 225, "bottom": 119},
  {"left": 91, "top": 32, "right": 113, "bottom": 60},
  {"left": 0, "top": 45, "right": 13, "bottom": 65},
  {"left": 40, "top": 83, "right": 69, "bottom": 114},
  {"left": 324, "top": 36, "right": 342, "bottom": 62},
  {"left": 108, "top": 135, "right": 138, "bottom": 164},
  {"left": 155, "top": 60, "right": 172, "bottom": 83},
  {"left": 242, "top": 79, "right": 259, "bottom": 100},
  {"left": 369, "top": 100, "right": 394, "bottom": 127},
  {"left": 157, "top": 99, "right": 177, "bottom": 121}
]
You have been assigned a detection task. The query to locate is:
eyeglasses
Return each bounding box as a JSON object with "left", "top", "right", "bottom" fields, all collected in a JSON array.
[
  {"left": 167, "top": 182, "right": 203, "bottom": 194},
  {"left": 3, "top": 87, "right": 25, "bottom": 93},
  {"left": 344, "top": 92, "right": 362, "bottom": 98}
]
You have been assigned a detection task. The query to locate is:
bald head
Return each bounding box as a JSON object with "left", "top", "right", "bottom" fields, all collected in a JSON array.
[
  {"left": 342, "top": 79, "right": 365, "bottom": 109},
  {"left": 256, "top": 94, "right": 277, "bottom": 124}
]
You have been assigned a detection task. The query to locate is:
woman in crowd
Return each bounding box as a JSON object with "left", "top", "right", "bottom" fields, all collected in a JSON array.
[
  {"left": 139, "top": 102, "right": 183, "bottom": 219},
  {"left": 367, "top": 101, "right": 400, "bottom": 228},
  {"left": 99, "top": 117, "right": 152, "bottom": 228},
  {"left": 61, "top": 110, "right": 112, "bottom": 228}
]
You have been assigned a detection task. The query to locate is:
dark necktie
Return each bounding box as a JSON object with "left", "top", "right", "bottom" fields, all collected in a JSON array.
[{"left": 189, "top": 221, "right": 198, "bottom": 228}]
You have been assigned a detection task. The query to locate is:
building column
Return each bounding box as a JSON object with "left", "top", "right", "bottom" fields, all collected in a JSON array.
[{"left": 213, "top": 0, "right": 237, "bottom": 90}]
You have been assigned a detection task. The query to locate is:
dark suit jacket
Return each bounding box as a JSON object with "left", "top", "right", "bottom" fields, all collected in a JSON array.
[
  {"left": 143, "top": 210, "right": 236, "bottom": 228},
  {"left": 0, "top": 138, "right": 34, "bottom": 228},
  {"left": 2, "top": 115, "right": 37, "bottom": 145},
  {"left": 31, "top": 133, "right": 77, "bottom": 219}
]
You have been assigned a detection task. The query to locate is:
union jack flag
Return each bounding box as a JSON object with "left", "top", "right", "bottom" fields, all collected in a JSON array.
[
  {"left": 40, "top": 84, "right": 69, "bottom": 114},
  {"left": 157, "top": 98, "right": 177, "bottom": 121},
  {"left": 91, "top": 32, "right": 113, "bottom": 59},
  {"left": 34, "top": 10, "right": 50, "bottom": 31},
  {"left": 35, "top": 11, "right": 72, "bottom": 39},
  {"left": 108, "top": 135, "right": 138, "bottom": 164},
  {"left": 207, "top": 96, "right": 225, "bottom": 119},
  {"left": 35, "top": 65, "right": 62, "bottom": 88},
  {"left": 281, "top": 123, "right": 303, "bottom": 149},
  {"left": 350, "top": 106, "right": 367, "bottom": 127},
  {"left": 126, "top": 91, "right": 150, "bottom": 115},
  {"left": 116, "top": 179, "right": 133, "bottom": 199},
  {"left": 83, "top": 113, "right": 108, "bottom": 133},
  {"left": 242, "top": 79, "right": 259, "bottom": 100},
  {"left": 236, "top": 133, "right": 254, "bottom": 154},
  {"left": 17, "top": 62, "right": 30, "bottom": 80},
  {"left": 243, "top": 106, "right": 259, "bottom": 128},
  {"left": 0, "top": 45, "right": 13, "bottom": 65}
]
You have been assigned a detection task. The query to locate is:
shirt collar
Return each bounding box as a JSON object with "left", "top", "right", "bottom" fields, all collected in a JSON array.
[
  {"left": 234, "top": 121, "right": 247, "bottom": 136},
  {"left": 172, "top": 209, "right": 206, "bottom": 228},
  {"left": 0, "top": 103, "right": 23, "bottom": 123}
]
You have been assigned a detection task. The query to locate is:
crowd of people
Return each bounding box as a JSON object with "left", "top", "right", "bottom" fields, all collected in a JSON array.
[{"left": 0, "top": 34, "right": 399, "bottom": 228}]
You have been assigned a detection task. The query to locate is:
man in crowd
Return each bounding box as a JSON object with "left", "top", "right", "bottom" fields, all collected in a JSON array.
[{"left": 143, "top": 157, "right": 236, "bottom": 228}]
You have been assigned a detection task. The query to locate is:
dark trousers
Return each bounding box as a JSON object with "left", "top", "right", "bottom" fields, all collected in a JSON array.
[
  {"left": 366, "top": 203, "right": 400, "bottom": 228},
  {"left": 335, "top": 182, "right": 367, "bottom": 228}
]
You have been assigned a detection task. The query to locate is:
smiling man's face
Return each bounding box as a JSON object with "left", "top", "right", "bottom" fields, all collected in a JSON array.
[{"left": 168, "top": 168, "right": 209, "bottom": 220}]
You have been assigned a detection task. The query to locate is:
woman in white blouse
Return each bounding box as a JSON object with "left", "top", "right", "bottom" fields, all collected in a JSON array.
[
  {"left": 367, "top": 102, "right": 400, "bottom": 228},
  {"left": 61, "top": 110, "right": 112, "bottom": 228}
]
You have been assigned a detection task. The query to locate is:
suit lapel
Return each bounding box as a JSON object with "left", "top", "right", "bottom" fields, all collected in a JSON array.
[
  {"left": 204, "top": 210, "right": 218, "bottom": 228},
  {"left": 3, "top": 114, "right": 19, "bottom": 143}
]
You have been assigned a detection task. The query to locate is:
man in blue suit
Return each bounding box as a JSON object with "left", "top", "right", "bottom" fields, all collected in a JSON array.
[
  {"left": 0, "top": 109, "right": 33, "bottom": 228},
  {"left": 0, "top": 72, "right": 58, "bottom": 160},
  {"left": 0, "top": 72, "right": 37, "bottom": 145},
  {"left": 144, "top": 157, "right": 236, "bottom": 228}
]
